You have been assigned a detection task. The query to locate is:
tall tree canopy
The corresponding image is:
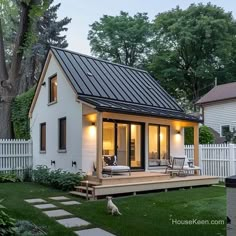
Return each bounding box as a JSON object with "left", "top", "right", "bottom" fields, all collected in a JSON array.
[
  {"left": 0, "top": 0, "right": 71, "bottom": 138},
  {"left": 148, "top": 3, "right": 236, "bottom": 103},
  {"left": 88, "top": 11, "right": 152, "bottom": 67}
]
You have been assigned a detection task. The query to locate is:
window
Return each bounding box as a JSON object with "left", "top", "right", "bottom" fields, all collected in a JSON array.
[
  {"left": 59, "top": 117, "right": 66, "bottom": 150},
  {"left": 221, "top": 125, "right": 230, "bottom": 137},
  {"left": 49, "top": 75, "right": 57, "bottom": 103},
  {"left": 40, "top": 123, "right": 46, "bottom": 152}
]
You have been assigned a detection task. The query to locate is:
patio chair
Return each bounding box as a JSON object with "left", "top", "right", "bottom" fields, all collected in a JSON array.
[
  {"left": 102, "top": 155, "right": 131, "bottom": 177},
  {"left": 165, "top": 157, "right": 185, "bottom": 177},
  {"left": 183, "top": 157, "right": 202, "bottom": 175}
]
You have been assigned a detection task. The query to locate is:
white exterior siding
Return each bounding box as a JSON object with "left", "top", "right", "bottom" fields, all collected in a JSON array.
[
  {"left": 204, "top": 99, "right": 236, "bottom": 135},
  {"left": 31, "top": 55, "right": 83, "bottom": 172}
]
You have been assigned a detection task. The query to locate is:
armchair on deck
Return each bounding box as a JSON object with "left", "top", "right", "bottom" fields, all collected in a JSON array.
[
  {"left": 102, "top": 155, "right": 131, "bottom": 177},
  {"left": 165, "top": 157, "right": 185, "bottom": 177}
]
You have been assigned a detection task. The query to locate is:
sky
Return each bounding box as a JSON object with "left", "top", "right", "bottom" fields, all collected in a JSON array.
[{"left": 54, "top": 0, "right": 236, "bottom": 55}]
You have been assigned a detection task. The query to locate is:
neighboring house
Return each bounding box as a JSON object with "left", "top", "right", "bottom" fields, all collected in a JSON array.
[
  {"left": 196, "top": 82, "right": 236, "bottom": 142},
  {"left": 29, "top": 47, "right": 200, "bottom": 176}
]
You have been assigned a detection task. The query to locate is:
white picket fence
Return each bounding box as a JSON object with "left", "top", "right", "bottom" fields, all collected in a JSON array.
[
  {"left": 0, "top": 139, "right": 33, "bottom": 174},
  {"left": 185, "top": 144, "right": 236, "bottom": 180}
]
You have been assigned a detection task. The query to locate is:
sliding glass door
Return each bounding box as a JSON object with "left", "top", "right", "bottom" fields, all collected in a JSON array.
[
  {"left": 148, "top": 125, "right": 170, "bottom": 167},
  {"left": 103, "top": 120, "right": 144, "bottom": 169}
]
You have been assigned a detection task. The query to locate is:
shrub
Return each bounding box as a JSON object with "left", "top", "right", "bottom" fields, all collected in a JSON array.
[
  {"left": 22, "top": 167, "right": 33, "bottom": 182},
  {"left": 15, "top": 220, "right": 46, "bottom": 236},
  {"left": 199, "top": 126, "right": 214, "bottom": 144},
  {"left": 33, "top": 166, "right": 84, "bottom": 191},
  {"left": 0, "top": 173, "right": 20, "bottom": 183},
  {"left": 0, "top": 200, "right": 16, "bottom": 236},
  {"left": 184, "top": 126, "right": 214, "bottom": 145}
]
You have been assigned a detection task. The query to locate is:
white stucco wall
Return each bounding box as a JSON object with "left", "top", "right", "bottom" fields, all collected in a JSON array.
[
  {"left": 203, "top": 99, "right": 236, "bottom": 136},
  {"left": 31, "top": 55, "right": 82, "bottom": 173}
]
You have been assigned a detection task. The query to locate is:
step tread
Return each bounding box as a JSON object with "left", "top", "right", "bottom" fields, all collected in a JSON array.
[
  {"left": 70, "top": 191, "right": 93, "bottom": 198},
  {"left": 80, "top": 180, "right": 100, "bottom": 186},
  {"left": 75, "top": 186, "right": 93, "bottom": 191}
]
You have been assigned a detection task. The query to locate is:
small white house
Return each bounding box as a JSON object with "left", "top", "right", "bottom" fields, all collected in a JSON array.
[
  {"left": 29, "top": 47, "right": 200, "bottom": 176},
  {"left": 197, "top": 82, "right": 236, "bottom": 140}
]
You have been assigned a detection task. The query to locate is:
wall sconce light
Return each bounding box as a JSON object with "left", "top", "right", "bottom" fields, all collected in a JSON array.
[
  {"left": 41, "top": 81, "right": 46, "bottom": 86},
  {"left": 72, "top": 161, "right": 77, "bottom": 167},
  {"left": 176, "top": 130, "right": 181, "bottom": 135},
  {"left": 51, "top": 160, "right": 56, "bottom": 166},
  {"left": 91, "top": 122, "right": 95, "bottom": 126}
]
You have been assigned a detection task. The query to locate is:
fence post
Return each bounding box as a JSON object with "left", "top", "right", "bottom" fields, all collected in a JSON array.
[
  {"left": 229, "top": 144, "right": 235, "bottom": 176},
  {"left": 199, "top": 144, "right": 203, "bottom": 171}
]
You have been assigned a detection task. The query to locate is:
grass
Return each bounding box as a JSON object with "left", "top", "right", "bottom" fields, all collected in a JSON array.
[{"left": 0, "top": 183, "right": 226, "bottom": 236}]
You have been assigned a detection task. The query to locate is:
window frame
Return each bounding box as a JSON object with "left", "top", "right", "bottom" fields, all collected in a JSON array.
[
  {"left": 221, "top": 125, "right": 230, "bottom": 137},
  {"left": 48, "top": 74, "right": 57, "bottom": 104},
  {"left": 40, "top": 122, "right": 46, "bottom": 153},
  {"left": 58, "top": 117, "right": 67, "bottom": 151}
]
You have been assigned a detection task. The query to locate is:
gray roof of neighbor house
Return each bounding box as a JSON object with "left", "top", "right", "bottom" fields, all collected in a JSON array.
[
  {"left": 196, "top": 82, "right": 236, "bottom": 105},
  {"left": 51, "top": 47, "right": 199, "bottom": 122}
]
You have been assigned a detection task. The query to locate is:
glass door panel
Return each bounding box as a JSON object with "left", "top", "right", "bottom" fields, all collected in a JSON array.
[
  {"left": 148, "top": 125, "right": 160, "bottom": 167},
  {"left": 117, "top": 124, "right": 129, "bottom": 165},
  {"left": 130, "top": 124, "right": 142, "bottom": 168},
  {"left": 160, "top": 126, "right": 169, "bottom": 165},
  {"left": 103, "top": 122, "right": 115, "bottom": 155}
]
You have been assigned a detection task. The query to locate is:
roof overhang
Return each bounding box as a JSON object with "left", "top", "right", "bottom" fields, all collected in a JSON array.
[{"left": 78, "top": 95, "right": 202, "bottom": 123}]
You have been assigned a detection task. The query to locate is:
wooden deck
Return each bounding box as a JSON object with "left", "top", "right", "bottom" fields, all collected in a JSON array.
[{"left": 70, "top": 172, "right": 219, "bottom": 199}]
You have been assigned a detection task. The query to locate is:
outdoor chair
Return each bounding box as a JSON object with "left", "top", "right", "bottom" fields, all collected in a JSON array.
[
  {"left": 183, "top": 157, "right": 202, "bottom": 175},
  {"left": 102, "top": 155, "right": 131, "bottom": 177},
  {"left": 165, "top": 157, "right": 185, "bottom": 177}
]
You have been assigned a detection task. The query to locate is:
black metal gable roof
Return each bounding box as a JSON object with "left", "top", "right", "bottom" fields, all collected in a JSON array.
[{"left": 51, "top": 47, "right": 199, "bottom": 122}]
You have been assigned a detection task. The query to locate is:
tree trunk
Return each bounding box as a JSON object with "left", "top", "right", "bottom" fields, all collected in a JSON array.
[{"left": 0, "top": 91, "right": 14, "bottom": 139}]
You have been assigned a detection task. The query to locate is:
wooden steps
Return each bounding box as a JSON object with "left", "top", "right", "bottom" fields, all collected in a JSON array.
[{"left": 70, "top": 180, "right": 101, "bottom": 199}]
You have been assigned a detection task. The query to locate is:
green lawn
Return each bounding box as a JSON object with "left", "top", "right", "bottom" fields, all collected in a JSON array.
[{"left": 0, "top": 183, "right": 226, "bottom": 236}]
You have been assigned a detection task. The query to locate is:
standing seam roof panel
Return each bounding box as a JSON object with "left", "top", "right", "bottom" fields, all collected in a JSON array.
[
  {"left": 62, "top": 51, "right": 94, "bottom": 95},
  {"left": 121, "top": 67, "right": 163, "bottom": 107},
  {"left": 52, "top": 49, "right": 83, "bottom": 93},
  {"left": 88, "top": 58, "right": 125, "bottom": 101},
  {"left": 99, "top": 61, "right": 134, "bottom": 101},
  {"left": 111, "top": 64, "right": 145, "bottom": 104},
  {"left": 79, "top": 56, "right": 115, "bottom": 99},
  {"left": 127, "top": 69, "right": 168, "bottom": 108}
]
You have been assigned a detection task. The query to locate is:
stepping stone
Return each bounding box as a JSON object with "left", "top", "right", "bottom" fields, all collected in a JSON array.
[
  {"left": 24, "top": 198, "right": 46, "bottom": 204},
  {"left": 60, "top": 201, "right": 81, "bottom": 206},
  {"left": 57, "top": 217, "right": 90, "bottom": 228},
  {"left": 49, "top": 196, "right": 70, "bottom": 201},
  {"left": 43, "top": 209, "right": 72, "bottom": 218},
  {"left": 34, "top": 204, "right": 57, "bottom": 209},
  {"left": 75, "top": 228, "right": 116, "bottom": 236}
]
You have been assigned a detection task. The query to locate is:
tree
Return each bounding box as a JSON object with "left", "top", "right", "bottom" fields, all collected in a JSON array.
[
  {"left": 19, "top": 0, "right": 71, "bottom": 92},
  {"left": 149, "top": 3, "right": 236, "bottom": 103},
  {"left": 0, "top": 0, "right": 48, "bottom": 138},
  {"left": 88, "top": 11, "right": 152, "bottom": 67}
]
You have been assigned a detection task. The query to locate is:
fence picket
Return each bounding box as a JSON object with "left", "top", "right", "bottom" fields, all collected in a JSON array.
[
  {"left": 185, "top": 143, "right": 236, "bottom": 181},
  {"left": 0, "top": 139, "right": 33, "bottom": 175}
]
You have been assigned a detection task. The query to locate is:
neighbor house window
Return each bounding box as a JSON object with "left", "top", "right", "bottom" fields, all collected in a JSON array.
[
  {"left": 221, "top": 125, "right": 230, "bottom": 137},
  {"left": 40, "top": 123, "right": 46, "bottom": 152},
  {"left": 49, "top": 75, "right": 57, "bottom": 103},
  {"left": 59, "top": 117, "right": 66, "bottom": 150}
]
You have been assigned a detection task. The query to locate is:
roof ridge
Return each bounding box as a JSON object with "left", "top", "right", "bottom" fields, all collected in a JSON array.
[{"left": 50, "top": 46, "right": 148, "bottom": 73}]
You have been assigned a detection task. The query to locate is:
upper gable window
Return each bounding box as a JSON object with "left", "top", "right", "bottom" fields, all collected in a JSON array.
[{"left": 49, "top": 75, "right": 57, "bottom": 103}]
